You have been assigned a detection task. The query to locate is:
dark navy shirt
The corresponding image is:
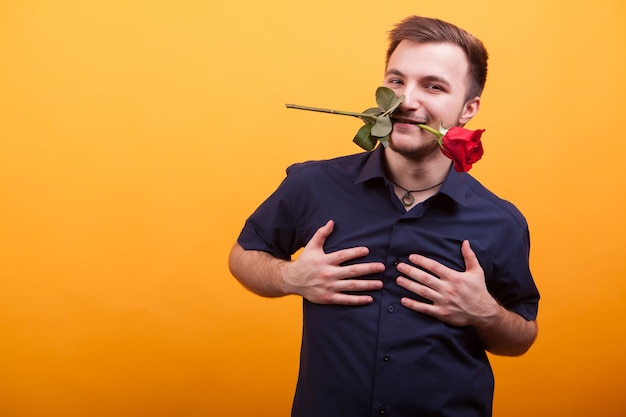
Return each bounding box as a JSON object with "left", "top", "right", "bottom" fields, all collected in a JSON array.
[{"left": 238, "top": 146, "right": 540, "bottom": 417}]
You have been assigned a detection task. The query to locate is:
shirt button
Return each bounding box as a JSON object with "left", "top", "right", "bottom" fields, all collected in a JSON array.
[
  {"left": 387, "top": 305, "right": 394, "bottom": 313},
  {"left": 383, "top": 353, "right": 390, "bottom": 362},
  {"left": 393, "top": 258, "right": 400, "bottom": 265},
  {"left": 378, "top": 406, "right": 387, "bottom": 414}
]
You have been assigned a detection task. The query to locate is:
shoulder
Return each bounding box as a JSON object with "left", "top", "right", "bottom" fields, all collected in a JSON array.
[
  {"left": 285, "top": 152, "right": 370, "bottom": 180},
  {"left": 461, "top": 174, "right": 528, "bottom": 229}
]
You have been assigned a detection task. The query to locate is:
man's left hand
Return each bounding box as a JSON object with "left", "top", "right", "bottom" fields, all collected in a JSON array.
[{"left": 396, "top": 240, "right": 500, "bottom": 327}]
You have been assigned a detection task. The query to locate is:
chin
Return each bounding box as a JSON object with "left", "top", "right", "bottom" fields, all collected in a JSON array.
[{"left": 388, "top": 133, "right": 439, "bottom": 155}]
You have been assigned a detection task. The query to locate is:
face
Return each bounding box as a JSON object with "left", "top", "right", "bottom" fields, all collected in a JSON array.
[{"left": 383, "top": 40, "right": 480, "bottom": 157}]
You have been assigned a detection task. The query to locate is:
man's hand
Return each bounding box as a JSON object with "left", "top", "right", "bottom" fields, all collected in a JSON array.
[
  {"left": 229, "top": 220, "right": 384, "bottom": 306},
  {"left": 395, "top": 240, "right": 537, "bottom": 356},
  {"left": 395, "top": 240, "right": 498, "bottom": 326},
  {"left": 284, "top": 220, "right": 385, "bottom": 305}
]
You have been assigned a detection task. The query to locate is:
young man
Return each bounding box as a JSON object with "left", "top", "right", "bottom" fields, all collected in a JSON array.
[{"left": 229, "top": 16, "right": 540, "bottom": 417}]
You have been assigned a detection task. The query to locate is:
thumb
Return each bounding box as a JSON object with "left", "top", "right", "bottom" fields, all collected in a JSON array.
[
  {"left": 306, "top": 220, "right": 334, "bottom": 249},
  {"left": 461, "top": 240, "right": 481, "bottom": 272}
]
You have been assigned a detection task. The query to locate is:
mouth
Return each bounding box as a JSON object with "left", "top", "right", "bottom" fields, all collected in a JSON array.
[{"left": 391, "top": 116, "right": 428, "bottom": 126}]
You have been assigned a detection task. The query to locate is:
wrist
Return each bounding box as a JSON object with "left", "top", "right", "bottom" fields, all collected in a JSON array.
[
  {"left": 276, "top": 259, "right": 298, "bottom": 297},
  {"left": 471, "top": 298, "right": 504, "bottom": 329}
]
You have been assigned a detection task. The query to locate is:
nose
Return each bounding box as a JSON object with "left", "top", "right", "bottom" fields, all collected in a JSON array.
[{"left": 398, "top": 85, "right": 422, "bottom": 111}]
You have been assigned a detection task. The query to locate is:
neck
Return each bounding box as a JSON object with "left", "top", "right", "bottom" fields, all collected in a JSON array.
[
  {"left": 383, "top": 147, "right": 450, "bottom": 189},
  {"left": 382, "top": 148, "right": 450, "bottom": 209}
]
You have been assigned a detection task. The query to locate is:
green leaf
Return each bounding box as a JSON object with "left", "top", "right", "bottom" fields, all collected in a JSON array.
[
  {"left": 358, "top": 107, "right": 382, "bottom": 124},
  {"left": 379, "top": 134, "right": 390, "bottom": 148},
  {"left": 353, "top": 123, "right": 377, "bottom": 151},
  {"left": 381, "top": 95, "right": 404, "bottom": 116},
  {"left": 371, "top": 114, "right": 392, "bottom": 137},
  {"left": 364, "top": 107, "right": 383, "bottom": 115},
  {"left": 375, "top": 86, "right": 397, "bottom": 111}
]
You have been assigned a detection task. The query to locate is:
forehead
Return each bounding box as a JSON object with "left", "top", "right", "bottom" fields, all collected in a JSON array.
[{"left": 386, "top": 40, "right": 470, "bottom": 85}]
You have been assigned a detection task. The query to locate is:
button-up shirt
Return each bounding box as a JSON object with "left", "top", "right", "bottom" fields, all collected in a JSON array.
[{"left": 237, "top": 146, "right": 540, "bottom": 417}]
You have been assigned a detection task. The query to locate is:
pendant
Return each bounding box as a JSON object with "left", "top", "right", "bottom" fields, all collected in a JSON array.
[{"left": 401, "top": 192, "right": 414, "bottom": 207}]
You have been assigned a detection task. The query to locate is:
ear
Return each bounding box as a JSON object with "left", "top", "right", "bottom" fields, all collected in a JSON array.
[{"left": 459, "top": 96, "right": 480, "bottom": 125}]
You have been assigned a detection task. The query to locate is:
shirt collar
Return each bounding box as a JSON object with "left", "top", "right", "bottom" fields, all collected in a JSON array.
[{"left": 355, "top": 146, "right": 468, "bottom": 207}]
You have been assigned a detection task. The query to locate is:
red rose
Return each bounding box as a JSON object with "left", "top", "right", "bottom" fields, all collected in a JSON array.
[{"left": 440, "top": 127, "right": 485, "bottom": 172}]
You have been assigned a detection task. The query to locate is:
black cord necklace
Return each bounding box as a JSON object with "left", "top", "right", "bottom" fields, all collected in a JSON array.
[{"left": 388, "top": 179, "right": 444, "bottom": 207}]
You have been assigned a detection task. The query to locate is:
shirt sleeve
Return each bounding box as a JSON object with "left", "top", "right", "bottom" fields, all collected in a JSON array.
[
  {"left": 236, "top": 172, "right": 303, "bottom": 261},
  {"left": 487, "top": 225, "right": 540, "bottom": 321}
]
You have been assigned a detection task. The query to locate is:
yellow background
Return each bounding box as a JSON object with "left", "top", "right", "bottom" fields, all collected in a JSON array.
[{"left": 1, "top": 0, "right": 625, "bottom": 416}]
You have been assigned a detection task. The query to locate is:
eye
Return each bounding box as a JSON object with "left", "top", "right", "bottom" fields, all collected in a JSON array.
[
  {"left": 385, "top": 78, "right": 404, "bottom": 86},
  {"left": 425, "top": 84, "right": 443, "bottom": 91}
]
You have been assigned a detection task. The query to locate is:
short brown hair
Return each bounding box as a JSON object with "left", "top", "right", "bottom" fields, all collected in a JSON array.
[{"left": 386, "top": 16, "right": 488, "bottom": 100}]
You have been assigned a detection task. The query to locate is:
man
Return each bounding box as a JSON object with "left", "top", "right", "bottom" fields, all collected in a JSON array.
[{"left": 229, "top": 15, "right": 539, "bottom": 417}]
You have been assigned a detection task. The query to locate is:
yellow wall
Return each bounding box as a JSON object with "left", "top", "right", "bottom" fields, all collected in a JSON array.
[{"left": 1, "top": 1, "right": 625, "bottom": 416}]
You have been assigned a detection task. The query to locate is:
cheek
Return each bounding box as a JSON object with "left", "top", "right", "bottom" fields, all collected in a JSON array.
[{"left": 437, "top": 100, "right": 470, "bottom": 126}]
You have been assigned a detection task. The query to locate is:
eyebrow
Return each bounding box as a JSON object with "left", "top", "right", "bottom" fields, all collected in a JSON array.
[{"left": 385, "top": 69, "right": 452, "bottom": 88}]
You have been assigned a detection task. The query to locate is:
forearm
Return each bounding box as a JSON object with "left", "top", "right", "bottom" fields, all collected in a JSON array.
[
  {"left": 474, "top": 304, "right": 538, "bottom": 356},
  {"left": 228, "top": 243, "right": 292, "bottom": 298}
]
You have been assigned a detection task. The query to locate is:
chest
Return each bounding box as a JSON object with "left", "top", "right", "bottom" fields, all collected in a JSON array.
[{"left": 298, "top": 189, "right": 498, "bottom": 273}]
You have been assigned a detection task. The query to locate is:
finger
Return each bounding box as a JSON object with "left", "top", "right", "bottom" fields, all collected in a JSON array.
[
  {"left": 306, "top": 220, "right": 334, "bottom": 250},
  {"left": 338, "top": 261, "right": 386, "bottom": 278},
  {"left": 400, "top": 296, "right": 438, "bottom": 315},
  {"left": 461, "top": 240, "right": 481, "bottom": 272},
  {"left": 396, "top": 276, "right": 438, "bottom": 302},
  {"left": 407, "top": 253, "right": 449, "bottom": 279},
  {"left": 328, "top": 293, "right": 376, "bottom": 306},
  {"left": 329, "top": 247, "right": 369, "bottom": 265},
  {"left": 396, "top": 262, "right": 441, "bottom": 290},
  {"left": 335, "top": 278, "right": 383, "bottom": 293}
]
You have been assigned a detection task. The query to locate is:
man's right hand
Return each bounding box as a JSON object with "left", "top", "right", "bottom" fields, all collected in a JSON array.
[
  {"left": 282, "top": 220, "right": 385, "bottom": 305},
  {"left": 229, "top": 220, "right": 385, "bottom": 306}
]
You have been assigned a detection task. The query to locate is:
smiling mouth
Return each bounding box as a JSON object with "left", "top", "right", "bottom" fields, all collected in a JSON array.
[{"left": 392, "top": 117, "right": 428, "bottom": 125}]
